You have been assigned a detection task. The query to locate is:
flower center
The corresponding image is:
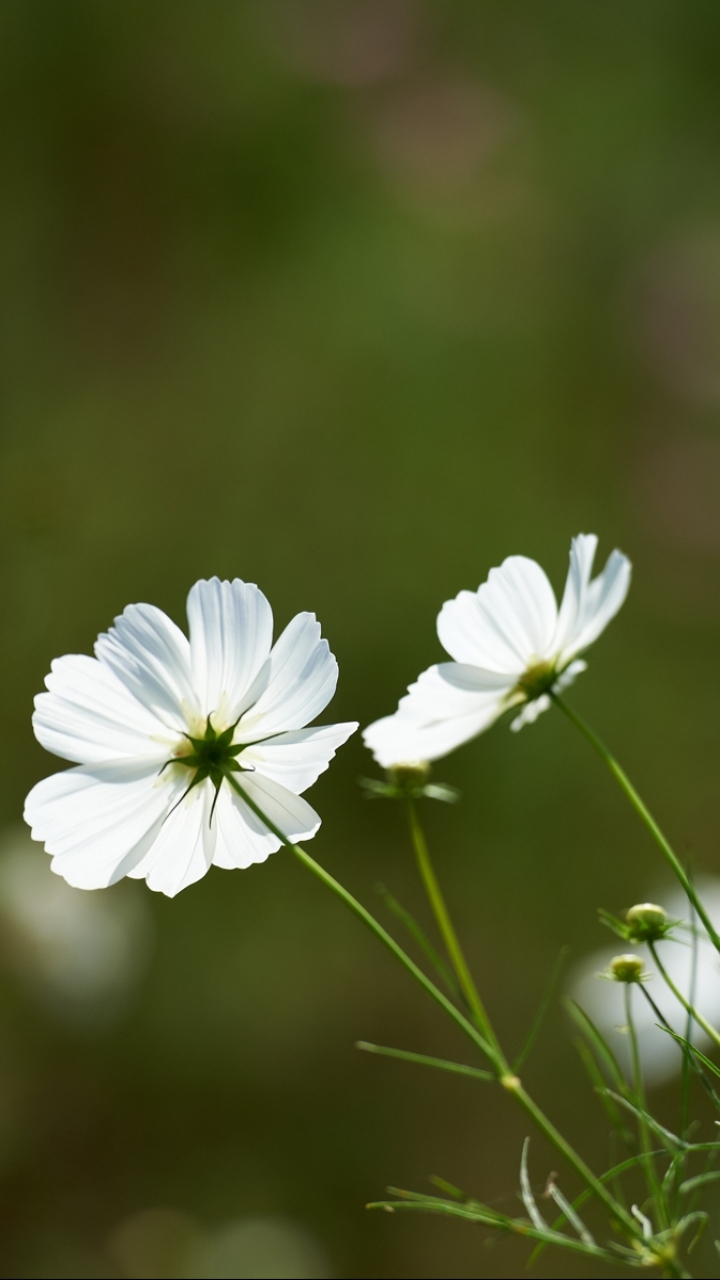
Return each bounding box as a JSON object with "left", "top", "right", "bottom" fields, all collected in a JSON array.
[
  {"left": 516, "top": 659, "right": 556, "bottom": 702},
  {"left": 161, "top": 714, "right": 251, "bottom": 823}
]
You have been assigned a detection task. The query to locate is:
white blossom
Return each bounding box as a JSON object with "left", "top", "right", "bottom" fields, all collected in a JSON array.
[
  {"left": 25, "top": 579, "right": 357, "bottom": 897},
  {"left": 364, "top": 534, "right": 630, "bottom": 766}
]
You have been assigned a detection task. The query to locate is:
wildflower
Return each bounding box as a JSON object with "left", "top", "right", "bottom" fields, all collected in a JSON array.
[
  {"left": 363, "top": 534, "right": 630, "bottom": 766},
  {"left": 24, "top": 579, "right": 357, "bottom": 897}
]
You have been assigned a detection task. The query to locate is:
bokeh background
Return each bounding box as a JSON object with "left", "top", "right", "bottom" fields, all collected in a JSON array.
[{"left": 2, "top": 2, "right": 720, "bottom": 1275}]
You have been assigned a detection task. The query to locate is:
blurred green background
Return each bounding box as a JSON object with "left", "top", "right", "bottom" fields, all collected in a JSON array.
[{"left": 2, "top": 2, "right": 720, "bottom": 1275}]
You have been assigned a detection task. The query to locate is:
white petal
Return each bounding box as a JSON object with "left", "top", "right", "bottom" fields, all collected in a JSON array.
[
  {"left": 510, "top": 695, "right": 551, "bottom": 732},
  {"left": 242, "top": 722, "right": 357, "bottom": 794},
  {"left": 554, "top": 658, "right": 587, "bottom": 691},
  {"left": 236, "top": 613, "right": 338, "bottom": 738},
  {"left": 211, "top": 787, "right": 282, "bottom": 870},
  {"left": 566, "top": 550, "right": 631, "bottom": 658},
  {"left": 234, "top": 771, "right": 321, "bottom": 843},
  {"left": 24, "top": 760, "right": 176, "bottom": 888},
  {"left": 553, "top": 535, "right": 631, "bottom": 662},
  {"left": 438, "top": 556, "right": 557, "bottom": 672},
  {"left": 399, "top": 663, "right": 514, "bottom": 720},
  {"left": 95, "top": 603, "right": 196, "bottom": 732},
  {"left": 186, "top": 578, "right": 274, "bottom": 722},
  {"left": 363, "top": 699, "right": 507, "bottom": 766},
  {"left": 136, "top": 785, "right": 214, "bottom": 897},
  {"left": 32, "top": 655, "right": 170, "bottom": 765}
]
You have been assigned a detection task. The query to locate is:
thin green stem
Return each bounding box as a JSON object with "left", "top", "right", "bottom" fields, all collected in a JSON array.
[
  {"left": 228, "top": 778, "right": 639, "bottom": 1237},
  {"left": 553, "top": 694, "right": 720, "bottom": 956},
  {"left": 406, "top": 799, "right": 499, "bottom": 1052},
  {"left": 649, "top": 943, "right": 720, "bottom": 1052},
  {"left": 624, "top": 984, "right": 666, "bottom": 1230}
]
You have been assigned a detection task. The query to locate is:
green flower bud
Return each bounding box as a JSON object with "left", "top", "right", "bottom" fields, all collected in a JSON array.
[
  {"left": 610, "top": 954, "right": 646, "bottom": 983},
  {"left": 625, "top": 902, "right": 667, "bottom": 942},
  {"left": 387, "top": 762, "right": 431, "bottom": 789}
]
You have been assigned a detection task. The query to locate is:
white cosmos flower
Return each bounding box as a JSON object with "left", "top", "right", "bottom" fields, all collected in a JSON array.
[
  {"left": 24, "top": 579, "right": 357, "bottom": 897},
  {"left": 363, "top": 534, "right": 630, "bottom": 767}
]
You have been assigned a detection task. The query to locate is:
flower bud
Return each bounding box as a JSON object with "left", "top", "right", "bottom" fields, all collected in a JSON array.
[
  {"left": 625, "top": 902, "right": 667, "bottom": 942},
  {"left": 387, "top": 762, "right": 431, "bottom": 789},
  {"left": 610, "top": 954, "right": 646, "bottom": 983}
]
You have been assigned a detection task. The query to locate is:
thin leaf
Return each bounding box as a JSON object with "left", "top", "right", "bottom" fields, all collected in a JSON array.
[
  {"left": 659, "top": 1026, "right": 720, "bottom": 1081},
  {"left": 545, "top": 1181, "right": 596, "bottom": 1247},
  {"left": 421, "top": 783, "right": 461, "bottom": 803},
  {"left": 512, "top": 946, "right": 569, "bottom": 1072},
  {"left": 520, "top": 1139, "right": 548, "bottom": 1230},
  {"left": 679, "top": 1169, "right": 720, "bottom": 1197},
  {"left": 572, "top": 1037, "right": 635, "bottom": 1148},
  {"left": 597, "top": 1089, "right": 684, "bottom": 1152},
  {"left": 563, "top": 998, "right": 629, "bottom": 1094},
  {"left": 356, "top": 1041, "right": 493, "bottom": 1082},
  {"left": 375, "top": 884, "right": 461, "bottom": 1000},
  {"left": 367, "top": 1196, "right": 621, "bottom": 1262},
  {"left": 527, "top": 1152, "right": 662, "bottom": 1268},
  {"left": 428, "top": 1176, "right": 468, "bottom": 1201}
]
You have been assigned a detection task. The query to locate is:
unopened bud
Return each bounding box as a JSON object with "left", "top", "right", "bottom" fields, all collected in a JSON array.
[
  {"left": 625, "top": 902, "right": 667, "bottom": 942},
  {"left": 610, "top": 954, "right": 646, "bottom": 983},
  {"left": 387, "top": 762, "right": 430, "bottom": 789}
]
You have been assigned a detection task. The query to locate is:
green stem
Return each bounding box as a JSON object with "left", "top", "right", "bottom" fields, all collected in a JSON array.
[
  {"left": 406, "top": 798, "right": 499, "bottom": 1052},
  {"left": 553, "top": 694, "right": 720, "bottom": 956},
  {"left": 228, "top": 778, "right": 639, "bottom": 1237},
  {"left": 649, "top": 943, "right": 720, "bottom": 1052},
  {"left": 624, "top": 984, "right": 666, "bottom": 1230}
]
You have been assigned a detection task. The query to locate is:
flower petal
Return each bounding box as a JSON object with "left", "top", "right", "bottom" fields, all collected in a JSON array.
[
  {"left": 236, "top": 613, "right": 338, "bottom": 738},
  {"left": 132, "top": 785, "right": 214, "bottom": 897},
  {"left": 186, "top": 578, "right": 274, "bottom": 722},
  {"left": 438, "top": 556, "right": 557, "bottom": 672},
  {"left": 363, "top": 699, "right": 507, "bottom": 766},
  {"left": 95, "top": 603, "right": 196, "bottom": 732},
  {"left": 24, "top": 760, "right": 176, "bottom": 888},
  {"left": 32, "top": 654, "right": 170, "bottom": 765},
  {"left": 234, "top": 771, "right": 321, "bottom": 843},
  {"left": 242, "top": 722, "right": 357, "bottom": 794},
  {"left": 211, "top": 787, "right": 281, "bottom": 870},
  {"left": 510, "top": 695, "right": 551, "bottom": 732},
  {"left": 554, "top": 535, "right": 631, "bottom": 661}
]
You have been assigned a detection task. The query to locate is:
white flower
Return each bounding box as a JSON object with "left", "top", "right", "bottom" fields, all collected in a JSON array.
[
  {"left": 363, "top": 534, "right": 630, "bottom": 766},
  {"left": 24, "top": 579, "right": 357, "bottom": 897}
]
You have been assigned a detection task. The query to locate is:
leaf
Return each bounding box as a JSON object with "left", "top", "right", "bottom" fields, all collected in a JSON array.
[
  {"left": 519, "top": 1139, "right": 548, "bottom": 1231},
  {"left": 422, "top": 783, "right": 461, "bottom": 803},
  {"left": 563, "top": 999, "right": 629, "bottom": 1094},
  {"left": 527, "top": 1152, "right": 662, "bottom": 1268},
  {"left": 355, "top": 1042, "right": 494, "bottom": 1083},
  {"left": 375, "top": 884, "right": 461, "bottom": 1000},
  {"left": 680, "top": 1169, "right": 720, "bottom": 1197},
  {"left": 367, "top": 1195, "right": 620, "bottom": 1262},
  {"left": 597, "top": 1089, "right": 684, "bottom": 1152},
  {"left": 659, "top": 1026, "right": 720, "bottom": 1081},
  {"left": 572, "top": 1038, "right": 635, "bottom": 1149},
  {"left": 512, "top": 946, "right": 569, "bottom": 1072},
  {"left": 544, "top": 1181, "right": 596, "bottom": 1247}
]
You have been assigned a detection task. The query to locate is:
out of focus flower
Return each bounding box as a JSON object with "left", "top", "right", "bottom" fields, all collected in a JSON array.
[
  {"left": 0, "top": 828, "right": 151, "bottom": 1021},
  {"left": 25, "top": 579, "right": 356, "bottom": 897},
  {"left": 107, "top": 1209, "right": 330, "bottom": 1280},
  {"left": 364, "top": 534, "right": 630, "bottom": 766},
  {"left": 570, "top": 882, "right": 720, "bottom": 1085}
]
